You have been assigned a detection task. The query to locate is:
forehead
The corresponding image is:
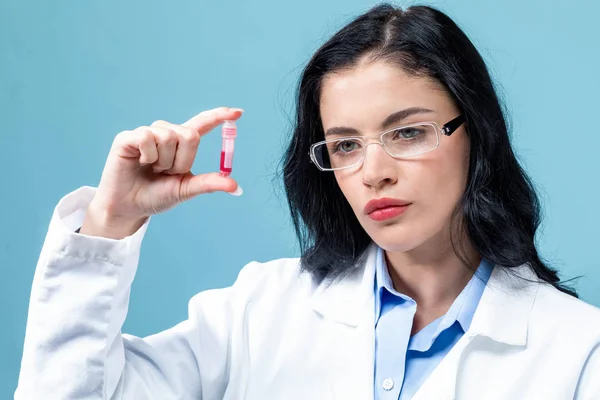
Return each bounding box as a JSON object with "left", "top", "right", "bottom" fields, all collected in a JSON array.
[{"left": 319, "top": 60, "right": 452, "bottom": 130}]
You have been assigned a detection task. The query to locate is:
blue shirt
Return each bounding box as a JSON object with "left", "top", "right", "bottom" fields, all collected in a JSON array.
[{"left": 374, "top": 248, "right": 493, "bottom": 399}]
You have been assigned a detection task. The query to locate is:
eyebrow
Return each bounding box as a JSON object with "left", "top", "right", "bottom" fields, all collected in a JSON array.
[{"left": 324, "top": 107, "right": 435, "bottom": 137}]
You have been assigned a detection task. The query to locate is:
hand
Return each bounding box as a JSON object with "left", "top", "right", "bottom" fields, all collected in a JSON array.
[{"left": 79, "top": 107, "right": 244, "bottom": 239}]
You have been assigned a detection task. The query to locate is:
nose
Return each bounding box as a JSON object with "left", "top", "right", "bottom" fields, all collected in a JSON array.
[{"left": 361, "top": 142, "right": 398, "bottom": 190}]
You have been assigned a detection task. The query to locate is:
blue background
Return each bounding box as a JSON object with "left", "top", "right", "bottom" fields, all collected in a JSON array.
[{"left": 1, "top": 0, "right": 598, "bottom": 397}]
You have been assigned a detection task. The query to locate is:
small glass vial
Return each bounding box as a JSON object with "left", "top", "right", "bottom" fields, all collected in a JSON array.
[{"left": 220, "top": 120, "right": 237, "bottom": 177}]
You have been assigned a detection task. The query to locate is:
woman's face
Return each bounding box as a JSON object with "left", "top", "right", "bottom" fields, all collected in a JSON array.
[{"left": 319, "top": 60, "right": 470, "bottom": 254}]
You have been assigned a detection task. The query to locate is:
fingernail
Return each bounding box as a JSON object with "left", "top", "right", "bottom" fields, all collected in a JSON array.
[
  {"left": 231, "top": 108, "right": 244, "bottom": 113},
  {"left": 229, "top": 186, "right": 243, "bottom": 196}
]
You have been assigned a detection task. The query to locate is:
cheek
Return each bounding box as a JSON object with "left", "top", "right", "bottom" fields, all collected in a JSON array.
[
  {"left": 416, "top": 142, "right": 469, "bottom": 214},
  {"left": 334, "top": 171, "right": 364, "bottom": 214}
]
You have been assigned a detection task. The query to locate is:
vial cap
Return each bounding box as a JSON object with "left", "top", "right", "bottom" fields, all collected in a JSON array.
[{"left": 222, "top": 120, "right": 237, "bottom": 138}]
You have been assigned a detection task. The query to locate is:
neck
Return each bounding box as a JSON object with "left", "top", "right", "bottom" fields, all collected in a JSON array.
[{"left": 384, "top": 232, "right": 480, "bottom": 333}]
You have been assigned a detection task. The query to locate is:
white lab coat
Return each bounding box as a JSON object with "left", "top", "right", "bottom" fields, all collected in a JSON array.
[{"left": 15, "top": 186, "right": 600, "bottom": 400}]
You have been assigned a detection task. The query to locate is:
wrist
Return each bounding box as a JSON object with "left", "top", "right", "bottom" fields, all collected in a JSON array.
[{"left": 79, "top": 201, "right": 147, "bottom": 240}]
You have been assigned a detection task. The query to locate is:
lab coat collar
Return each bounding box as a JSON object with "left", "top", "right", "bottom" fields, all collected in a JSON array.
[
  {"left": 467, "top": 263, "right": 540, "bottom": 346},
  {"left": 311, "top": 243, "right": 540, "bottom": 346},
  {"left": 311, "top": 243, "right": 378, "bottom": 327}
]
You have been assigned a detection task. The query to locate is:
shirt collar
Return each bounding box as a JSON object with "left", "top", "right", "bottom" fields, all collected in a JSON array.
[
  {"left": 312, "top": 243, "right": 539, "bottom": 348},
  {"left": 374, "top": 246, "right": 494, "bottom": 346},
  {"left": 374, "top": 246, "right": 409, "bottom": 319}
]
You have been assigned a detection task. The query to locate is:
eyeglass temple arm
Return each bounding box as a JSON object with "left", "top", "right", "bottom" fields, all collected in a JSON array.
[{"left": 441, "top": 115, "right": 465, "bottom": 136}]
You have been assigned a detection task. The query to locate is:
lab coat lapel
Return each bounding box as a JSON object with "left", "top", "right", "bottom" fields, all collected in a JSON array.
[
  {"left": 467, "top": 264, "right": 538, "bottom": 345},
  {"left": 310, "top": 251, "right": 539, "bottom": 400},
  {"left": 311, "top": 244, "right": 377, "bottom": 400},
  {"left": 411, "top": 264, "right": 539, "bottom": 400}
]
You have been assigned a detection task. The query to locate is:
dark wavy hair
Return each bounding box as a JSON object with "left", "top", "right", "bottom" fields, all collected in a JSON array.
[{"left": 281, "top": 3, "right": 577, "bottom": 296}]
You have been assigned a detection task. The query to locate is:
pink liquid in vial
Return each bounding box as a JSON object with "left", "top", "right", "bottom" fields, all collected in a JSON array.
[
  {"left": 220, "top": 120, "right": 236, "bottom": 177},
  {"left": 220, "top": 151, "right": 232, "bottom": 176}
]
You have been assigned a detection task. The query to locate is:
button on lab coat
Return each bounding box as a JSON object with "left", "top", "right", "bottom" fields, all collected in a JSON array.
[{"left": 15, "top": 187, "right": 600, "bottom": 399}]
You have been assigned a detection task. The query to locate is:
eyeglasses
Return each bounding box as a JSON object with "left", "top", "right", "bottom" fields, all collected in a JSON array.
[{"left": 309, "top": 115, "right": 465, "bottom": 171}]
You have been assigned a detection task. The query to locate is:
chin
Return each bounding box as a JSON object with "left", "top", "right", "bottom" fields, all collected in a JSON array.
[
  {"left": 363, "top": 222, "right": 425, "bottom": 254},
  {"left": 374, "top": 239, "right": 421, "bottom": 254}
]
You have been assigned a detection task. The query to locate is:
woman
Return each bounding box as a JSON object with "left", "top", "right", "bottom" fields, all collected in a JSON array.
[{"left": 16, "top": 4, "right": 600, "bottom": 400}]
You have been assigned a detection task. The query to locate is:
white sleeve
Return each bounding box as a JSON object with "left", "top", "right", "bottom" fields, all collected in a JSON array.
[
  {"left": 15, "top": 186, "right": 234, "bottom": 400},
  {"left": 575, "top": 340, "right": 600, "bottom": 400}
]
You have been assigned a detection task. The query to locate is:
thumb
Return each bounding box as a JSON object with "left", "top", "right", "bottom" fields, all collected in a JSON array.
[{"left": 182, "top": 172, "right": 242, "bottom": 200}]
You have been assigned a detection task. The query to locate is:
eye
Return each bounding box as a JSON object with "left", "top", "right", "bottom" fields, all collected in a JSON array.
[
  {"left": 333, "top": 139, "right": 361, "bottom": 154},
  {"left": 392, "top": 127, "right": 424, "bottom": 139}
]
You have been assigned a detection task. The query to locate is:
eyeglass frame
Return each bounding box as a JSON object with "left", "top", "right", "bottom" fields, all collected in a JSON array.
[{"left": 309, "top": 115, "right": 465, "bottom": 171}]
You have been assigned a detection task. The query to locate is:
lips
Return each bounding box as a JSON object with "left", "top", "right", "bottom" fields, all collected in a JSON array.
[
  {"left": 364, "top": 198, "right": 411, "bottom": 214},
  {"left": 364, "top": 198, "right": 411, "bottom": 222}
]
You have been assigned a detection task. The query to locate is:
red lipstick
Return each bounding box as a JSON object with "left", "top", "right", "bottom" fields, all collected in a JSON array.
[{"left": 364, "top": 198, "right": 411, "bottom": 222}]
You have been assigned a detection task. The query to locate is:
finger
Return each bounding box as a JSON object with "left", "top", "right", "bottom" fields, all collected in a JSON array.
[
  {"left": 182, "top": 107, "right": 244, "bottom": 136},
  {"left": 181, "top": 172, "right": 241, "bottom": 200},
  {"left": 151, "top": 121, "right": 201, "bottom": 174},
  {"left": 131, "top": 128, "right": 158, "bottom": 165},
  {"left": 148, "top": 127, "right": 178, "bottom": 173}
]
